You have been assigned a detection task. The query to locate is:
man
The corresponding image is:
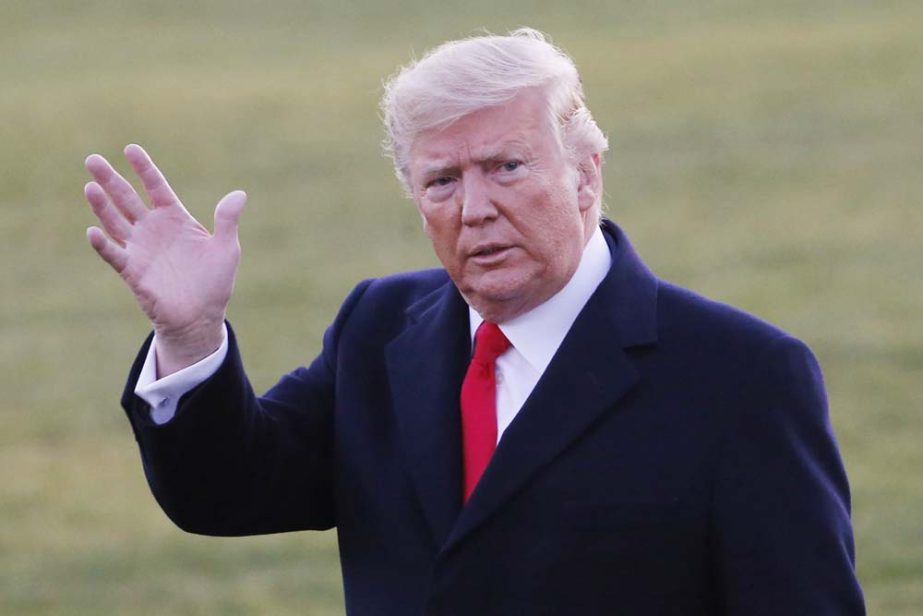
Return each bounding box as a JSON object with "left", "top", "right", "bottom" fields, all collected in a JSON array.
[{"left": 84, "top": 29, "right": 864, "bottom": 614}]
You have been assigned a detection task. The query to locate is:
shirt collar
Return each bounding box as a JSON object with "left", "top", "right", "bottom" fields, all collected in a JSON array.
[{"left": 469, "top": 224, "right": 611, "bottom": 373}]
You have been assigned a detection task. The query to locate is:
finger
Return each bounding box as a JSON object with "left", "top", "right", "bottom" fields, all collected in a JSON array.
[
  {"left": 85, "top": 153, "right": 148, "bottom": 222},
  {"left": 213, "top": 190, "right": 247, "bottom": 244},
  {"left": 87, "top": 226, "right": 129, "bottom": 273},
  {"left": 85, "top": 182, "right": 132, "bottom": 245},
  {"left": 124, "top": 144, "right": 183, "bottom": 209}
]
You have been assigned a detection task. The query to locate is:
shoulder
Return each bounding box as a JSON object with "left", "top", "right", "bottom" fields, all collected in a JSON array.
[
  {"left": 655, "top": 279, "right": 799, "bottom": 355},
  {"left": 650, "top": 280, "right": 832, "bottom": 443},
  {"left": 359, "top": 267, "right": 452, "bottom": 304},
  {"left": 341, "top": 268, "right": 452, "bottom": 320},
  {"left": 645, "top": 279, "right": 827, "bottom": 413},
  {"left": 324, "top": 267, "right": 455, "bottom": 342}
]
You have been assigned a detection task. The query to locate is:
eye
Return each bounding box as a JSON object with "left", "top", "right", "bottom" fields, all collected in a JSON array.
[
  {"left": 428, "top": 176, "right": 455, "bottom": 188},
  {"left": 422, "top": 176, "right": 456, "bottom": 202},
  {"left": 494, "top": 160, "right": 526, "bottom": 184}
]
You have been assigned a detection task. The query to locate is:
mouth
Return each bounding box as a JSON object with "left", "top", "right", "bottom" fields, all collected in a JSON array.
[
  {"left": 468, "top": 244, "right": 514, "bottom": 264},
  {"left": 473, "top": 246, "right": 508, "bottom": 257}
]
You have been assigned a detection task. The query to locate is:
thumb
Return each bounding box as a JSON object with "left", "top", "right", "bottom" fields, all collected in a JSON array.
[{"left": 213, "top": 190, "right": 247, "bottom": 243}]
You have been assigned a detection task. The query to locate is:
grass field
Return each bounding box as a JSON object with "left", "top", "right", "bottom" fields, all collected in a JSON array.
[{"left": 2, "top": 1, "right": 921, "bottom": 613}]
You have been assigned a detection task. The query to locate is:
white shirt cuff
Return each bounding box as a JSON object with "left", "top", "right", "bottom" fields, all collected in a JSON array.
[{"left": 134, "top": 323, "right": 229, "bottom": 425}]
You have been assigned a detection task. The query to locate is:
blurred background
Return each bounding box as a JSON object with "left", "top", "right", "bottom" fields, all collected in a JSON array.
[{"left": 1, "top": 0, "right": 920, "bottom": 613}]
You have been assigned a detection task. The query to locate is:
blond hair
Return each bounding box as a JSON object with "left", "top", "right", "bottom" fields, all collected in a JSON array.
[{"left": 381, "top": 28, "right": 608, "bottom": 193}]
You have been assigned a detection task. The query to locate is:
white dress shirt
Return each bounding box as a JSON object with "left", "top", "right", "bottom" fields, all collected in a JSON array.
[{"left": 135, "top": 226, "right": 611, "bottom": 429}]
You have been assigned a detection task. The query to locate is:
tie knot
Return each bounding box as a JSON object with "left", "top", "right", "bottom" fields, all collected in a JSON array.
[{"left": 473, "top": 322, "right": 511, "bottom": 363}]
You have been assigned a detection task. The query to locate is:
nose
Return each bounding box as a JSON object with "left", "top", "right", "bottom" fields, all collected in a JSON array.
[{"left": 459, "top": 172, "right": 499, "bottom": 226}]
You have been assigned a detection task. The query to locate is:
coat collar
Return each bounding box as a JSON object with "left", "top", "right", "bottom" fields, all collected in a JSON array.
[{"left": 386, "top": 219, "right": 659, "bottom": 550}]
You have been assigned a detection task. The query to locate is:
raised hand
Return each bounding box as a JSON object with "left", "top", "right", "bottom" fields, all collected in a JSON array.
[{"left": 84, "top": 144, "right": 246, "bottom": 376}]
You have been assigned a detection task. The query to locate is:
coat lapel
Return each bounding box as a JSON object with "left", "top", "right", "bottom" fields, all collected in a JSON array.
[
  {"left": 443, "top": 221, "right": 660, "bottom": 553},
  {"left": 386, "top": 281, "right": 471, "bottom": 546}
]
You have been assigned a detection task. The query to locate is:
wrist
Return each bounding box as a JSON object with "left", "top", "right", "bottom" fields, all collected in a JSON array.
[{"left": 153, "top": 319, "right": 225, "bottom": 377}]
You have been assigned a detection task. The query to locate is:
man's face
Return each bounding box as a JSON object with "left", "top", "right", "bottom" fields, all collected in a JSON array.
[{"left": 408, "top": 88, "right": 599, "bottom": 323}]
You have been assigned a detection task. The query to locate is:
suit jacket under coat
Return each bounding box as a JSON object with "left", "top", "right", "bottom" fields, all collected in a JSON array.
[{"left": 122, "top": 220, "right": 864, "bottom": 615}]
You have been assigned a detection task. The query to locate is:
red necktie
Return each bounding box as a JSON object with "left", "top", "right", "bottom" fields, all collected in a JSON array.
[{"left": 461, "top": 321, "right": 511, "bottom": 502}]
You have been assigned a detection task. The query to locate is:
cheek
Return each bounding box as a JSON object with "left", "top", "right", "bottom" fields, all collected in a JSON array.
[
  {"left": 417, "top": 208, "right": 431, "bottom": 237},
  {"left": 418, "top": 203, "right": 447, "bottom": 238},
  {"left": 527, "top": 189, "right": 578, "bottom": 244},
  {"left": 531, "top": 195, "right": 585, "bottom": 267},
  {"left": 420, "top": 209, "right": 462, "bottom": 259}
]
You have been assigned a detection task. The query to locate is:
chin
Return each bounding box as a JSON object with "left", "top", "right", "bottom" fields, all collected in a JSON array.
[{"left": 465, "top": 284, "right": 538, "bottom": 322}]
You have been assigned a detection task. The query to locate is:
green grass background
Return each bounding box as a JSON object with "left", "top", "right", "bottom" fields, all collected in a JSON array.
[{"left": 1, "top": 1, "right": 920, "bottom": 613}]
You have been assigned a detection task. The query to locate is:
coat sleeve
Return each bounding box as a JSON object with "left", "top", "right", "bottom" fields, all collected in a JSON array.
[
  {"left": 120, "top": 279, "right": 374, "bottom": 536},
  {"left": 710, "top": 335, "right": 866, "bottom": 614}
]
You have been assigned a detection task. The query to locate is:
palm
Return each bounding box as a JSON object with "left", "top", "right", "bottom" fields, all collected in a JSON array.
[
  {"left": 84, "top": 144, "right": 246, "bottom": 367},
  {"left": 121, "top": 205, "right": 235, "bottom": 331}
]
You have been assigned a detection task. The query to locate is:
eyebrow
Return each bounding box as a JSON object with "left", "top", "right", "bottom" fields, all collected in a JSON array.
[
  {"left": 418, "top": 162, "right": 459, "bottom": 181},
  {"left": 416, "top": 139, "right": 534, "bottom": 181},
  {"left": 475, "top": 139, "right": 532, "bottom": 164}
]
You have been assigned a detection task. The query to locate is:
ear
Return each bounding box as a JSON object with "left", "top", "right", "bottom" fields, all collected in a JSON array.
[{"left": 575, "top": 152, "right": 602, "bottom": 213}]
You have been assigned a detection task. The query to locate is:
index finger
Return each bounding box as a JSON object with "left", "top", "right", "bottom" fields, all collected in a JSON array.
[{"left": 124, "top": 144, "right": 182, "bottom": 208}]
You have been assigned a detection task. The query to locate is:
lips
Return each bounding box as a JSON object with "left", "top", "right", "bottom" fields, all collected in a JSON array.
[
  {"left": 474, "top": 246, "right": 507, "bottom": 257},
  {"left": 468, "top": 243, "right": 514, "bottom": 264}
]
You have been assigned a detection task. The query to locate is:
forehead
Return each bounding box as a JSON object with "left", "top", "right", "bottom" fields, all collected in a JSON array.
[{"left": 409, "top": 89, "right": 556, "bottom": 171}]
